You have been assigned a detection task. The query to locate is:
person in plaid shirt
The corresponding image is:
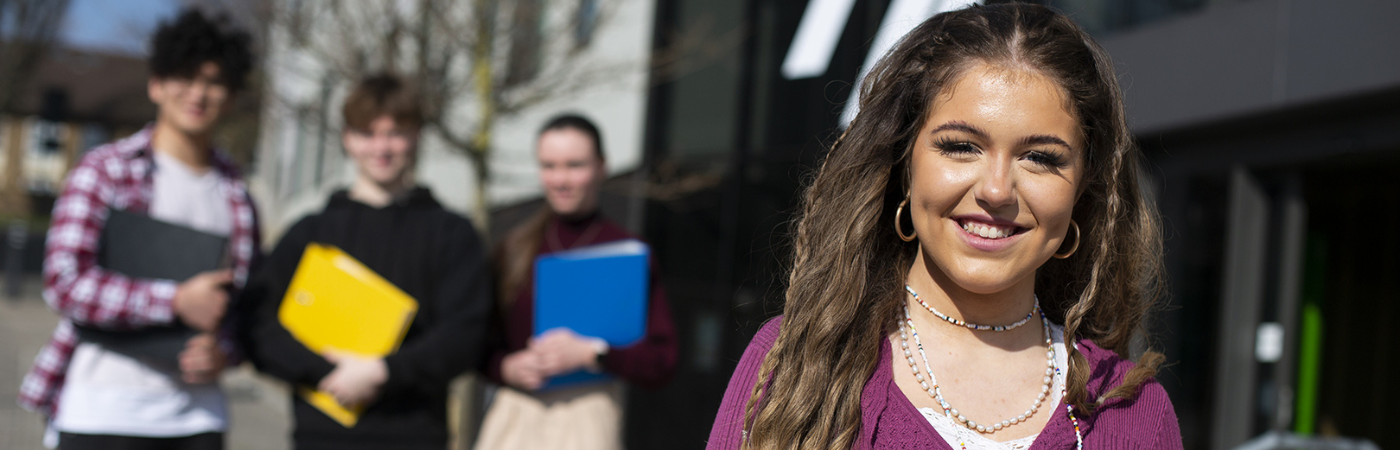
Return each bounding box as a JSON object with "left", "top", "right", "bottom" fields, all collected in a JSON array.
[{"left": 18, "top": 10, "right": 257, "bottom": 450}]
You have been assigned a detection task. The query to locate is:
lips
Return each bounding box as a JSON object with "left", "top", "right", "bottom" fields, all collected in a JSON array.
[{"left": 952, "top": 218, "right": 1026, "bottom": 253}]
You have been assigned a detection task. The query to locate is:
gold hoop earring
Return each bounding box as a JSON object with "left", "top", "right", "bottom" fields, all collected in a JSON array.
[
  {"left": 1053, "top": 220, "right": 1080, "bottom": 259},
  {"left": 895, "top": 195, "right": 917, "bottom": 242}
]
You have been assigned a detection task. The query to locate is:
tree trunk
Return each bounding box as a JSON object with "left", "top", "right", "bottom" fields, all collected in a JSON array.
[
  {"left": 468, "top": 0, "right": 497, "bottom": 231},
  {"left": 470, "top": 151, "right": 490, "bottom": 231}
]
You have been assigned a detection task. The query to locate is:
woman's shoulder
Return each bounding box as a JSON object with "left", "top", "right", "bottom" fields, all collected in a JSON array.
[
  {"left": 1074, "top": 340, "right": 1160, "bottom": 395},
  {"left": 747, "top": 317, "right": 784, "bottom": 353},
  {"left": 709, "top": 315, "right": 785, "bottom": 448},
  {"left": 729, "top": 317, "right": 784, "bottom": 377},
  {"left": 1076, "top": 339, "right": 1130, "bottom": 376},
  {"left": 1075, "top": 339, "right": 1181, "bottom": 447}
]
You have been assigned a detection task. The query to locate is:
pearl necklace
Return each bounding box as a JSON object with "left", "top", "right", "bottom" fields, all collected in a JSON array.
[
  {"left": 899, "top": 306, "right": 1056, "bottom": 435},
  {"left": 905, "top": 285, "right": 1039, "bottom": 332},
  {"left": 958, "top": 374, "right": 1086, "bottom": 450}
]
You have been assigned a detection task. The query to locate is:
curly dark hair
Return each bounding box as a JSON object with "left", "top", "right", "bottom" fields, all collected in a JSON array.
[{"left": 149, "top": 9, "right": 253, "bottom": 92}]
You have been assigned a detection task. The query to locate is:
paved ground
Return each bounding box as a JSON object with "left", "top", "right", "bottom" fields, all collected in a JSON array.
[{"left": 0, "top": 275, "right": 291, "bottom": 450}]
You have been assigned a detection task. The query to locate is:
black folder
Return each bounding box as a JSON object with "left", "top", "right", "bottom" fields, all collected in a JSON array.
[{"left": 74, "top": 209, "right": 229, "bottom": 369}]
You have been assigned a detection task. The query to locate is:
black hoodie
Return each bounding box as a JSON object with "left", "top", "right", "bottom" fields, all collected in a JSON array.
[{"left": 240, "top": 188, "right": 490, "bottom": 450}]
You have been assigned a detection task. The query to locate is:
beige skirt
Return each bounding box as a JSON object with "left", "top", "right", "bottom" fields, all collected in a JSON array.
[{"left": 473, "top": 382, "right": 624, "bottom": 450}]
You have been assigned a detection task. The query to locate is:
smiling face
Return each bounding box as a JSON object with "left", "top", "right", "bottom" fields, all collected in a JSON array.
[
  {"left": 344, "top": 115, "right": 418, "bottom": 188},
  {"left": 148, "top": 61, "right": 230, "bottom": 136},
  {"left": 907, "top": 62, "right": 1085, "bottom": 295},
  {"left": 538, "top": 127, "right": 605, "bottom": 217}
]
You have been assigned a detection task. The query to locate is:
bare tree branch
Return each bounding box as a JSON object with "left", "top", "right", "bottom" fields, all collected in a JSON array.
[
  {"left": 263, "top": 0, "right": 735, "bottom": 223},
  {"left": 0, "top": 0, "right": 71, "bottom": 111}
]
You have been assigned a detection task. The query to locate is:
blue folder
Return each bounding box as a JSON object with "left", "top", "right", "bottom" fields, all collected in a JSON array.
[{"left": 533, "top": 239, "right": 650, "bottom": 389}]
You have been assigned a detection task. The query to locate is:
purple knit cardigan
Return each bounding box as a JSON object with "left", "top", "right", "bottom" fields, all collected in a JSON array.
[{"left": 707, "top": 318, "right": 1183, "bottom": 449}]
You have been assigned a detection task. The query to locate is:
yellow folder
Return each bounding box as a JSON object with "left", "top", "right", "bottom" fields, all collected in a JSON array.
[{"left": 278, "top": 243, "right": 418, "bottom": 427}]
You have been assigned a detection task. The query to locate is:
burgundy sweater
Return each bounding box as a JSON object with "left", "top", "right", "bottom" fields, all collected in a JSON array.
[
  {"left": 484, "top": 213, "right": 679, "bottom": 389},
  {"left": 708, "top": 318, "right": 1182, "bottom": 449}
]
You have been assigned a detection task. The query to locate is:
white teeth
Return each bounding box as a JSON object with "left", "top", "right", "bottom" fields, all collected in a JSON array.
[{"left": 962, "top": 222, "right": 1013, "bottom": 239}]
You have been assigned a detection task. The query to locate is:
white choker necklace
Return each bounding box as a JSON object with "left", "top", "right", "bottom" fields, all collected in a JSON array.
[{"left": 905, "top": 285, "right": 1039, "bottom": 332}]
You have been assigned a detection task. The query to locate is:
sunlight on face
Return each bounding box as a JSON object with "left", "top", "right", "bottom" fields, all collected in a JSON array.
[
  {"left": 538, "top": 128, "right": 605, "bottom": 217},
  {"left": 344, "top": 115, "right": 418, "bottom": 188},
  {"left": 908, "top": 62, "right": 1085, "bottom": 294},
  {"left": 149, "top": 61, "right": 229, "bottom": 135}
]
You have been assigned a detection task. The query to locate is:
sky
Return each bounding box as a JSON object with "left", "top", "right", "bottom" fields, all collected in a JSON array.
[{"left": 59, "top": 0, "right": 180, "bottom": 56}]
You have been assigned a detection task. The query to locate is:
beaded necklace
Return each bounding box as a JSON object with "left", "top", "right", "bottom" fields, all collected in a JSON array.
[
  {"left": 901, "top": 306, "right": 1054, "bottom": 434},
  {"left": 905, "top": 285, "right": 1038, "bottom": 331},
  {"left": 900, "top": 297, "right": 1086, "bottom": 448},
  {"left": 901, "top": 309, "right": 1086, "bottom": 445}
]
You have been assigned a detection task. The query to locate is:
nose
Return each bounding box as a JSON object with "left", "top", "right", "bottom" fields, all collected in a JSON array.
[
  {"left": 974, "top": 157, "right": 1016, "bottom": 209},
  {"left": 369, "top": 132, "right": 405, "bottom": 154},
  {"left": 539, "top": 166, "right": 563, "bottom": 188},
  {"left": 371, "top": 134, "right": 391, "bottom": 151},
  {"left": 188, "top": 80, "right": 209, "bottom": 101}
]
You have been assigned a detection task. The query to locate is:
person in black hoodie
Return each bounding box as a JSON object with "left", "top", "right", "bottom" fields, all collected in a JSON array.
[{"left": 239, "top": 74, "right": 490, "bottom": 450}]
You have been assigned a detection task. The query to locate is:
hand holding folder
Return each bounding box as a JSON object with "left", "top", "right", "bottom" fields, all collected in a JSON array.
[
  {"left": 533, "top": 239, "right": 650, "bottom": 389},
  {"left": 278, "top": 243, "right": 417, "bottom": 427},
  {"left": 77, "top": 209, "right": 229, "bottom": 370}
]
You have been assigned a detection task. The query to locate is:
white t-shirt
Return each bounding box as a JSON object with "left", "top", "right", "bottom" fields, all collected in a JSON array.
[
  {"left": 53, "top": 151, "right": 231, "bottom": 437},
  {"left": 918, "top": 322, "right": 1069, "bottom": 450}
]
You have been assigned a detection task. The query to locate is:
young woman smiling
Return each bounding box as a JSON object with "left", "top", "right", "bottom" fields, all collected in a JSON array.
[
  {"left": 476, "top": 114, "right": 677, "bottom": 450},
  {"left": 707, "top": 4, "right": 1180, "bottom": 450}
]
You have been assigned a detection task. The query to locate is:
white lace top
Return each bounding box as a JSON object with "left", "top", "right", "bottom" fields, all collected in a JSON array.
[{"left": 917, "top": 322, "right": 1068, "bottom": 450}]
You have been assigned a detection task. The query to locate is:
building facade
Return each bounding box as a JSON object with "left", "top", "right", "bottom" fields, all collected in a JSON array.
[
  {"left": 1100, "top": 0, "right": 1400, "bottom": 448},
  {"left": 0, "top": 47, "right": 153, "bottom": 221}
]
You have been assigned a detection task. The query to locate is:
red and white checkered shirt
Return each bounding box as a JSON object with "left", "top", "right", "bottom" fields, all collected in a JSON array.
[{"left": 17, "top": 126, "right": 261, "bottom": 417}]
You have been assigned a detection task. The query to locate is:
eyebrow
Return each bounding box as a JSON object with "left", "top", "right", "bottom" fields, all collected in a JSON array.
[
  {"left": 930, "top": 121, "right": 988, "bottom": 138},
  {"left": 1019, "top": 134, "right": 1073, "bottom": 150},
  {"left": 930, "top": 121, "right": 1074, "bottom": 150}
]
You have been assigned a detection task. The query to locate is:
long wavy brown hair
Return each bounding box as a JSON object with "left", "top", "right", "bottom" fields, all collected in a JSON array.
[{"left": 741, "top": 4, "right": 1166, "bottom": 449}]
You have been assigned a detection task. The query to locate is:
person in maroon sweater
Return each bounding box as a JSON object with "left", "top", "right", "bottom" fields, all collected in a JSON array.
[
  {"left": 476, "top": 114, "right": 677, "bottom": 450},
  {"left": 710, "top": 4, "right": 1180, "bottom": 449}
]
